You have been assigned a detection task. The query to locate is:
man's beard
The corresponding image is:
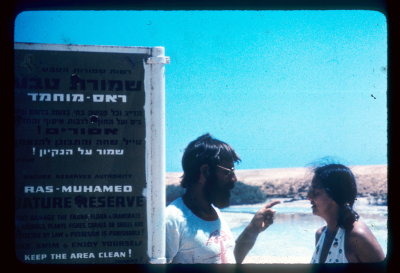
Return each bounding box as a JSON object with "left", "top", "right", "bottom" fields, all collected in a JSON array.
[{"left": 203, "top": 175, "right": 234, "bottom": 209}]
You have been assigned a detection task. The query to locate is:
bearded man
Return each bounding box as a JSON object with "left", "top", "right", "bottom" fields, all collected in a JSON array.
[{"left": 165, "top": 133, "right": 279, "bottom": 264}]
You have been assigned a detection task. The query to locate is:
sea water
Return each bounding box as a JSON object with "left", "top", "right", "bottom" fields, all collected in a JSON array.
[{"left": 221, "top": 197, "right": 388, "bottom": 263}]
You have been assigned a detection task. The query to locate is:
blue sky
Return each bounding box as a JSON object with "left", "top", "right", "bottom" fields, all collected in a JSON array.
[{"left": 14, "top": 10, "right": 387, "bottom": 171}]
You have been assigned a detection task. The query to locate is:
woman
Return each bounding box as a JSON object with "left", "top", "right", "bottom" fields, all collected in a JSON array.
[{"left": 308, "top": 163, "right": 385, "bottom": 263}]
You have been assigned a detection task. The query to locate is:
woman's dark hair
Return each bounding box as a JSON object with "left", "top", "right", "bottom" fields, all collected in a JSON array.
[
  {"left": 180, "top": 133, "right": 241, "bottom": 188},
  {"left": 312, "top": 163, "right": 360, "bottom": 230}
]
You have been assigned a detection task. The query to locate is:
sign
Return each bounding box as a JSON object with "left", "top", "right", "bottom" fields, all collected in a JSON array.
[{"left": 14, "top": 43, "right": 168, "bottom": 264}]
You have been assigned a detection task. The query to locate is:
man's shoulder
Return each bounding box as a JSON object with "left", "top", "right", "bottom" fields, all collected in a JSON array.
[
  {"left": 166, "top": 197, "right": 186, "bottom": 220},
  {"left": 166, "top": 197, "right": 184, "bottom": 209}
]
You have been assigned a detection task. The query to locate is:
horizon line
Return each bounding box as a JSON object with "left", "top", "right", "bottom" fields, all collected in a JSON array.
[{"left": 166, "top": 163, "right": 388, "bottom": 173}]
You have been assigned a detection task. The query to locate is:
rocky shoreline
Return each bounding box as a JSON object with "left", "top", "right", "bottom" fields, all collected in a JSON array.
[{"left": 166, "top": 165, "right": 387, "bottom": 206}]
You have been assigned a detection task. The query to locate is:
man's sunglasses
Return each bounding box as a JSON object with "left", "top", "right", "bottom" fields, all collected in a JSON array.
[{"left": 216, "top": 165, "right": 235, "bottom": 176}]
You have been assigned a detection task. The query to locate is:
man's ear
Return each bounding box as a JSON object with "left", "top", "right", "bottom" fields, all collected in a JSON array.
[{"left": 200, "top": 164, "right": 210, "bottom": 181}]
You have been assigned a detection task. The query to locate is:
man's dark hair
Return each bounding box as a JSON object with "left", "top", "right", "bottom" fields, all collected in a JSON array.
[{"left": 180, "top": 133, "right": 241, "bottom": 188}]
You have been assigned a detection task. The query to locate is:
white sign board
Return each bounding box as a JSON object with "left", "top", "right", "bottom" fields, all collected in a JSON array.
[{"left": 14, "top": 43, "right": 168, "bottom": 264}]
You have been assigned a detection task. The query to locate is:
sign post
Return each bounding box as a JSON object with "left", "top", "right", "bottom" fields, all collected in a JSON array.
[{"left": 14, "top": 43, "right": 169, "bottom": 264}]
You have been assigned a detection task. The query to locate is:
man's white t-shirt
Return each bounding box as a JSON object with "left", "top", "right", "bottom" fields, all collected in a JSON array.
[{"left": 165, "top": 197, "right": 236, "bottom": 264}]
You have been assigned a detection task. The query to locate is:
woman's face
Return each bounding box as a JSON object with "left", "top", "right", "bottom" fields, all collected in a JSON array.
[{"left": 307, "top": 183, "right": 338, "bottom": 219}]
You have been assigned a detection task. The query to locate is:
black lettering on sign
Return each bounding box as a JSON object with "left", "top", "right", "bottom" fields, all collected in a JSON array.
[{"left": 69, "top": 75, "right": 141, "bottom": 92}]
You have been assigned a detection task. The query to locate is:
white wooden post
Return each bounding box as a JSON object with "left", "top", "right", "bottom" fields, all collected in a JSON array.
[{"left": 144, "top": 47, "right": 170, "bottom": 264}]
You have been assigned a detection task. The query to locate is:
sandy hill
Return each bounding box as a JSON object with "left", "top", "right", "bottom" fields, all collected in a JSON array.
[{"left": 166, "top": 165, "right": 387, "bottom": 205}]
